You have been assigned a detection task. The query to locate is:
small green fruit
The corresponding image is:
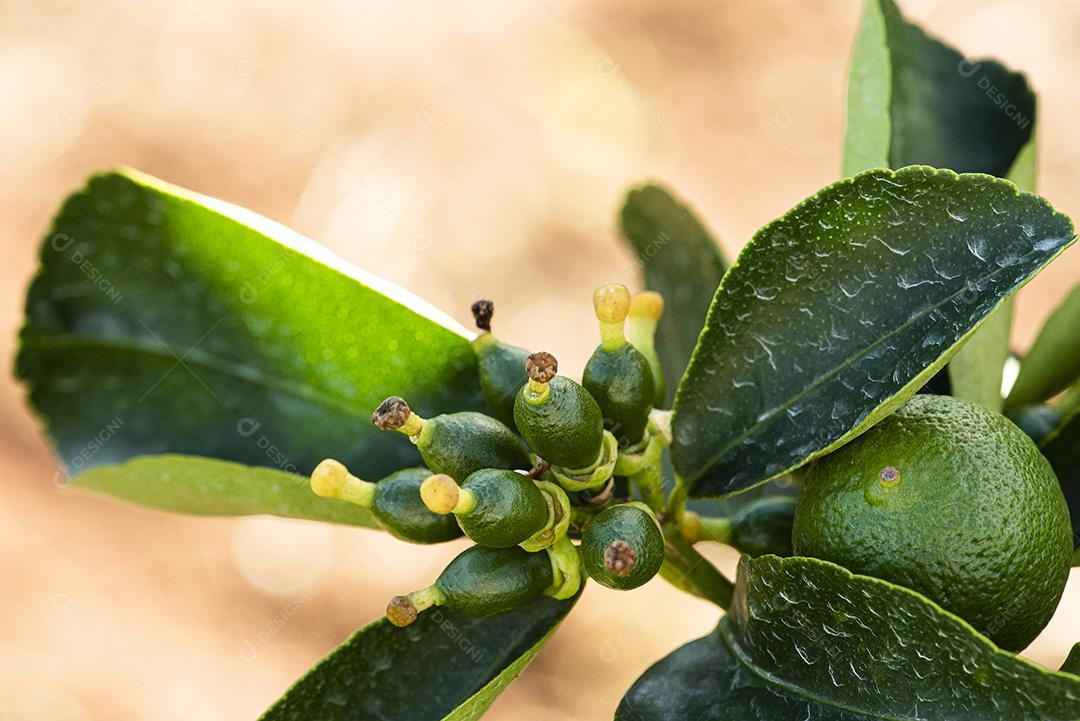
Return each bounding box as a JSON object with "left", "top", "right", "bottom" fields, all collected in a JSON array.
[
  {"left": 514, "top": 352, "right": 605, "bottom": 470},
  {"left": 583, "top": 284, "right": 655, "bottom": 447},
  {"left": 581, "top": 502, "right": 664, "bottom": 590},
  {"left": 310, "top": 460, "right": 461, "bottom": 544},
  {"left": 387, "top": 544, "right": 554, "bottom": 626},
  {"left": 372, "top": 396, "right": 531, "bottom": 481},
  {"left": 470, "top": 299, "right": 529, "bottom": 430},
  {"left": 420, "top": 470, "right": 550, "bottom": 548}
]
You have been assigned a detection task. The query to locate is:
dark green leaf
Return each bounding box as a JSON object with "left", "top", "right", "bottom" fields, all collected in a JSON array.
[
  {"left": 672, "top": 166, "right": 1074, "bottom": 497},
  {"left": 946, "top": 143, "right": 1037, "bottom": 410},
  {"left": 71, "top": 454, "right": 377, "bottom": 528},
  {"left": 1008, "top": 281, "right": 1080, "bottom": 408},
  {"left": 261, "top": 593, "right": 578, "bottom": 721},
  {"left": 619, "top": 183, "right": 728, "bottom": 406},
  {"left": 844, "top": 0, "right": 1038, "bottom": 411},
  {"left": 617, "top": 555, "right": 1080, "bottom": 720},
  {"left": 1037, "top": 409, "right": 1080, "bottom": 552},
  {"left": 946, "top": 141, "right": 1034, "bottom": 408},
  {"left": 1063, "top": 644, "right": 1080, "bottom": 675},
  {"left": 844, "top": 0, "right": 1034, "bottom": 178},
  {"left": 17, "top": 169, "right": 482, "bottom": 482}
]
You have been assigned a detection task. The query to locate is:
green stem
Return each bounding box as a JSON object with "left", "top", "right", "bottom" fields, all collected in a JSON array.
[
  {"left": 666, "top": 472, "right": 688, "bottom": 526},
  {"left": 659, "top": 533, "right": 733, "bottom": 610},
  {"left": 630, "top": 458, "right": 665, "bottom": 513}
]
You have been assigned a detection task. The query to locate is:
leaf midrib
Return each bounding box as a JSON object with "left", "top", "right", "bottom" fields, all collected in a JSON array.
[
  {"left": 19, "top": 330, "right": 370, "bottom": 420},
  {"left": 687, "top": 231, "right": 1073, "bottom": 484}
]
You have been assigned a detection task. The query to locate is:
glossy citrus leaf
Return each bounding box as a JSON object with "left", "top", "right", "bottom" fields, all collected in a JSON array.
[
  {"left": 844, "top": 0, "right": 1034, "bottom": 179},
  {"left": 617, "top": 555, "right": 1080, "bottom": 720},
  {"left": 619, "top": 182, "right": 728, "bottom": 406},
  {"left": 672, "top": 166, "right": 1074, "bottom": 498},
  {"left": 261, "top": 593, "right": 579, "bottom": 721},
  {"left": 844, "top": 0, "right": 1039, "bottom": 412},
  {"left": 71, "top": 454, "right": 378, "bottom": 528},
  {"left": 941, "top": 147, "right": 1038, "bottom": 411},
  {"left": 16, "top": 169, "right": 482, "bottom": 483},
  {"left": 1008, "top": 280, "right": 1080, "bottom": 408}
]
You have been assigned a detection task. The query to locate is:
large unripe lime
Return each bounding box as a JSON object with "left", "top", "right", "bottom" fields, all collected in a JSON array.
[{"left": 792, "top": 394, "right": 1072, "bottom": 651}]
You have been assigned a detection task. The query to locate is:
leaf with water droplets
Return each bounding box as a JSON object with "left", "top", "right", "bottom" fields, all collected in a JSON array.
[
  {"left": 16, "top": 169, "right": 483, "bottom": 486},
  {"left": 619, "top": 182, "right": 728, "bottom": 407},
  {"left": 617, "top": 555, "right": 1080, "bottom": 720},
  {"left": 261, "top": 593, "right": 579, "bottom": 721},
  {"left": 672, "top": 166, "right": 1074, "bottom": 497},
  {"left": 844, "top": 0, "right": 1040, "bottom": 412}
]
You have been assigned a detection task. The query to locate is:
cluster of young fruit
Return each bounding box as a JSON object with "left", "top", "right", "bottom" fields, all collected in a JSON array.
[{"left": 310, "top": 284, "right": 673, "bottom": 626}]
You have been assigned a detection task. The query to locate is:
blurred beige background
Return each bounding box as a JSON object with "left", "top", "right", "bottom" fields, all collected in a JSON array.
[{"left": 3, "top": 0, "right": 1080, "bottom": 718}]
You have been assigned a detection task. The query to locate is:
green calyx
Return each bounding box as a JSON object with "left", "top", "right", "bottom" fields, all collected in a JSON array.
[
  {"left": 551, "top": 430, "right": 618, "bottom": 492},
  {"left": 581, "top": 502, "right": 664, "bottom": 590},
  {"left": 544, "top": 536, "right": 584, "bottom": 600},
  {"left": 311, "top": 460, "right": 462, "bottom": 544},
  {"left": 470, "top": 300, "right": 529, "bottom": 430},
  {"left": 514, "top": 352, "right": 606, "bottom": 470},
  {"left": 388, "top": 544, "right": 555, "bottom": 626},
  {"left": 627, "top": 291, "right": 665, "bottom": 408},
  {"left": 373, "top": 395, "right": 531, "bottom": 481},
  {"left": 520, "top": 481, "right": 572, "bottom": 552},
  {"left": 422, "top": 469, "right": 550, "bottom": 548},
  {"left": 613, "top": 422, "right": 669, "bottom": 511}
]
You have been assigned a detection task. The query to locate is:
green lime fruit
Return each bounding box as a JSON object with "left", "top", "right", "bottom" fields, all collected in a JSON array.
[
  {"left": 582, "top": 284, "right": 656, "bottom": 447},
  {"left": 581, "top": 502, "right": 665, "bottom": 590},
  {"left": 386, "top": 544, "right": 554, "bottom": 626},
  {"left": 309, "top": 460, "right": 461, "bottom": 544},
  {"left": 514, "top": 351, "right": 605, "bottom": 470},
  {"left": 420, "top": 470, "right": 550, "bottom": 548},
  {"left": 470, "top": 299, "right": 529, "bottom": 430},
  {"left": 792, "top": 394, "right": 1073, "bottom": 651},
  {"left": 372, "top": 396, "right": 531, "bottom": 481}
]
